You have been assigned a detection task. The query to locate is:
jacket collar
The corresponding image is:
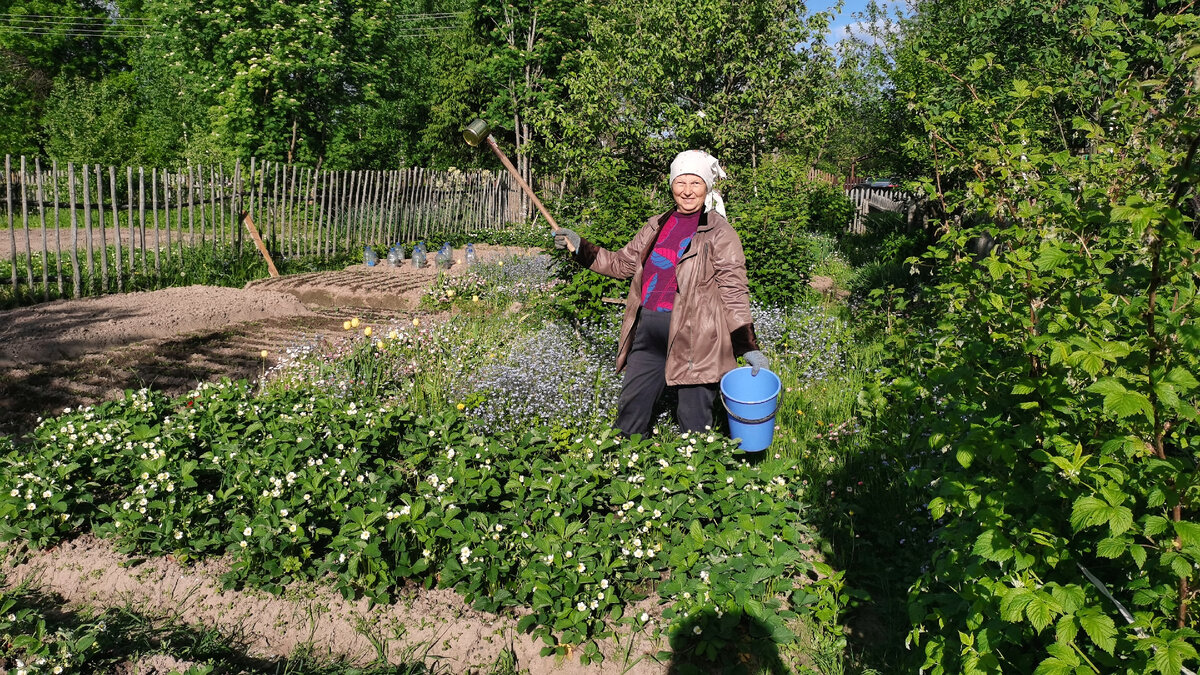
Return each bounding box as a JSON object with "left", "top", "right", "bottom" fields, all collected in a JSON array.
[{"left": 657, "top": 208, "right": 712, "bottom": 232}]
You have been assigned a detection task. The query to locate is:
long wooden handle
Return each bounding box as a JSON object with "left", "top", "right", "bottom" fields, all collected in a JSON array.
[
  {"left": 484, "top": 136, "right": 574, "bottom": 252},
  {"left": 241, "top": 211, "right": 280, "bottom": 278}
]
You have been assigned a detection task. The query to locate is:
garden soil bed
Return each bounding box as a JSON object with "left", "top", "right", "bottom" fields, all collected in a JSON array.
[{"left": 0, "top": 245, "right": 538, "bottom": 437}]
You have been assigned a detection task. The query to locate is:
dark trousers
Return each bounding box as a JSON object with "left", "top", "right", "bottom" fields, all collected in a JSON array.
[{"left": 615, "top": 309, "right": 718, "bottom": 437}]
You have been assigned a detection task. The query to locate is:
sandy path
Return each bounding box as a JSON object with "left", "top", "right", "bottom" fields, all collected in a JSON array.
[{"left": 7, "top": 535, "right": 666, "bottom": 674}]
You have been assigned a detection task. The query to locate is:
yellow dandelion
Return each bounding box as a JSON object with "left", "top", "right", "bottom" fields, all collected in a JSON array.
[
  {"left": 260, "top": 350, "right": 268, "bottom": 358},
  {"left": 343, "top": 320, "right": 352, "bottom": 330},
  {"left": 376, "top": 340, "right": 385, "bottom": 350},
  {"left": 472, "top": 295, "right": 480, "bottom": 303},
  {"left": 412, "top": 318, "right": 421, "bottom": 327},
  {"left": 456, "top": 403, "right": 466, "bottom": 411},
  {"left": 447, "top": 289, "right": 456, "bottom": 298},
  {"left": 387, "top": 329, "right": 399, "bottom": 340},
  {"left": 351, "top": 317, "right": 361, "bottom": 328},
  {"left": 497, "top": 261, "right": 504, "bottom": 267},
  {"left": 363, "top": 326, "right": 372, "bottom": 337}
]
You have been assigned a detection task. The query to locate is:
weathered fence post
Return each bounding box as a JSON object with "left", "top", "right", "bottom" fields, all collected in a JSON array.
[
  {"left": 151, "top": 167, "right": 161, "bottom": 277},
  {"left": 137, "top": 166, "right": 146, "bottom": 276},
  {"left": 68, "top": 162, "right": 81, "bottom": 297},
  {"left": 35, "top": 158, "right": 48, "bottom": 300},
  {"left": 109, "top": 166, "right": 123, "bottom": 293},
  {"left": 126, "top": 165, "right": 135, "bottom": 276},
  {"left": 20, "top": 157, "right": 33, "bottom": 291},
  {"left": 51, "top": 159, "right": 65, "bottom": 296},
  {"left": 6, "top": 155, "right": 15, "bottom": 290}
]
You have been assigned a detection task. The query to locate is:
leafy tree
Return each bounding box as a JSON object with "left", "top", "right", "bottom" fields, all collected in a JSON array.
[
  {"left": 139, "top": 0, "right": 452, "bottom": 166},
  {"left": 820, "top": 0, "right": 907, "bottom": 179},
  {"left": 0, "top": 0, "right": 134, "bottom": 155},
  {"left": 542, "top": 0, "right": 840, "bottom": 190},
  {"left": 39, "top": 73, "right": 139, "bottom": 165},
  {"left": 875, "top": 1, "right": 1200, "bottom": 671}
]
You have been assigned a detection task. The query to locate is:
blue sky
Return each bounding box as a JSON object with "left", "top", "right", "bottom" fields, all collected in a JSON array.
[{"left": 807, "top": 0, "right": 899, "bottom": 45}]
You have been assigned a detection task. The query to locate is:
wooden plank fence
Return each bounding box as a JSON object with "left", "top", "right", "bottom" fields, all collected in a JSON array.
[
  {"left": 845, "top": 185, "right": 910, "bottom": 234},
  {"left": 2, "top": 155, "right": 528, "bottom": 301}
]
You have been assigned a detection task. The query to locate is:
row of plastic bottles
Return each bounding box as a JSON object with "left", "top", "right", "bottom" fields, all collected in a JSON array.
[{"left": 364, "top": 242, "right": 477, "bottom": 269}]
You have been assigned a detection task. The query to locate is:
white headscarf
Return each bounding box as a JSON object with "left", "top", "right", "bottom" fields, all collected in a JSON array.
[{"left": 669, "top": 150, "right": 728, "bottom": 216}]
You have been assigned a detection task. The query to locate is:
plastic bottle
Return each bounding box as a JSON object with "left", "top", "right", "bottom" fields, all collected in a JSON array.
[
  {"left": 465, "top": 242, "right": 477, "bottom": 266},
  {"left": 386, "top": 245, "right": 400, "bottom": 266},
  {"left": 364, "top": 245, "right": 378, "bottom": 267},
  {"left": 412, "top": 241, "right": 427, "bottom": 268},
  {"left": 435, "top": 244, "right": 451, "bottom": 270},
  {"left": 393, "top": 242, "right": 405, "bottom": 264}
]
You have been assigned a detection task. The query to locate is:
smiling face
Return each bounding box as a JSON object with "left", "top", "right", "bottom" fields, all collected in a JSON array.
[{"left": 671, "top": 174, "right": 708, "bottom": 215}]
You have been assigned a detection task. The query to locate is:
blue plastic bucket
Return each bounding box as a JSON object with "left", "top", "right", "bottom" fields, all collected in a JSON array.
[{"left": 719, "top": 367, "right": 781, "bottom": 452}]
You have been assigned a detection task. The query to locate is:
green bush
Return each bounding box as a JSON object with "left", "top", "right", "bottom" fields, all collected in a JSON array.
[
  {"left": 724, "top": 157, "right": 855, "bottom": 305},
  {"left": 4, "top": 382, "right": 822, "bottom": 663}
]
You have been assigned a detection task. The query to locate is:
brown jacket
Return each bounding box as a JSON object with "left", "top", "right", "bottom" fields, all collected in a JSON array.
[{"left": 575, "top": 209, "right": 759, "bottom": 386}]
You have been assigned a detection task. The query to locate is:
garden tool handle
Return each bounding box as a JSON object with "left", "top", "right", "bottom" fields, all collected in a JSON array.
[{"left": 483, "top": 136, "right": 574, "bottom": 253}]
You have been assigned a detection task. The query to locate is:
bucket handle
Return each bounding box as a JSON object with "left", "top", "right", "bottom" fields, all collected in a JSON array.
[{"left": 722, "top": 396, "right": 778, "bottom": 426}]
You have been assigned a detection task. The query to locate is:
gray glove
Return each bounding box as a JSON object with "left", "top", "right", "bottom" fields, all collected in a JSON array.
[
  {"left": 743, "top": 350, "right": 768, "bottom": 376},
  {"left": 552, "top": 228, "right": 580, "bottom": 252}
]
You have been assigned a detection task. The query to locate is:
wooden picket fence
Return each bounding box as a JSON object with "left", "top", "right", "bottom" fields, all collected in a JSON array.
[{"left": 2, "top": 155, "right": 528, "bottom": 300}]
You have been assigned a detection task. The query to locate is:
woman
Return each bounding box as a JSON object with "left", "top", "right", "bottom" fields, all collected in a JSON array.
[{"left": 553, "top": 150, "right": 768, "bottom": 437}]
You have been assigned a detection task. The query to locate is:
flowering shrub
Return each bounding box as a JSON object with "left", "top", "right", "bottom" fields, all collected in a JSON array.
[
  {"left": 423, "top": 253, "right": 563, "bottom": 313},
  {"left": 0, "top": 379, "right": 825, "bottom": 664},
  {"left": 456, "top": 317, "right": 621, "bottom": 434},
  {"left": 752, "top": 302, "right": 851, "bottom": 383},
  {"left": 263, "top": 314, "right": 512, "bottom": 413}
]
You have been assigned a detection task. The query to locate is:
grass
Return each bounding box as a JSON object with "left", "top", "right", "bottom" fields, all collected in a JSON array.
[
  {"left": 0, "top": 243, "right": 362, "bottom": 309},
  {"left": 0, "top": 576, "right": 464, "bottom": 674}
]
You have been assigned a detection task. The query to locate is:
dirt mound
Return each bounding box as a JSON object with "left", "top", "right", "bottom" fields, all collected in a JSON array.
[
  {"left": 245, "top": 244, "right": 543, "bottom": 310},
  {"left": 0, "top": 285, "right": 314, "bottom": 367},
  {"left": 7, "top": 535, "right": 664, "bottom": 674},
  {"left": 247, "top": 265, "right": 437, "bottom": 311}
]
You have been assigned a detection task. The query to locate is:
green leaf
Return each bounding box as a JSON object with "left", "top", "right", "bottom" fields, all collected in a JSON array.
[
  {"left": 1108, "top": 506, "right": 1134, "bottom": 536},
  {"left": 1145, "top": 516, "right": 1171, "bottom": 537},
  {"left": 1171, "top": 555, "right": 1192, "bottom": 579},
  {"left": 1130, "top": 544, "right": 1147, "bottom": 568},
  {"left": 1153, "top": 636, "right": 1197, "bottom": 675},
  {"left": 1055, "top": 615, "right": 1079, "bottom": 646},
  {"left": 1078, "top": 609, "right": 1116, "bottom": 655},
  {"left": 974, "top": 530, "right": 1013, "bottom": 562},
  {"left": 1174, "top": 521, "right": 1200, "bottom": 547},
  {"left": 1035, "top": 246, "right": 1071, "bottom": 271},
  {"left": 1033, "top": 655, "right": 1077, "bottom": 675},
  {"left": 1000, "top": 588, "right": 1034, "bottom": 623},
  {"left": 1096, "top": 537, "right": 1126, "bottom": 559},
  {"left": 1025, "top": 593, "right": 1059, "bottom": 633},
  {"left": 1165, "top": 367, "right": 1199, "bottom": 391},
  {"left": 1105, "top": 390, "right": 1154, "bottom": 420},
  {"left": 956, "top": 447, "right": 974, "bottom": 468},
  {"left": 1070, "top": 496, "right": 1109, "bottom": 531}
]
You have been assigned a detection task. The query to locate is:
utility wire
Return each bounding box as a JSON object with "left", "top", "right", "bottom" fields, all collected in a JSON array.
[
  {"left": 0, "top": 13, "right": 154, "bottom": 22},
  {"left": 2, "top": 11, "right": 465, "bottom": 23},
  {"left": 0, "top": 10, "right": 468, "bottom": 39}
]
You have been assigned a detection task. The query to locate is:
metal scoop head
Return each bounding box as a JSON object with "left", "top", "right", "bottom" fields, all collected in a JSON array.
[{"left": 463, "top": 118, "right": 491, "bottom": 147}]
